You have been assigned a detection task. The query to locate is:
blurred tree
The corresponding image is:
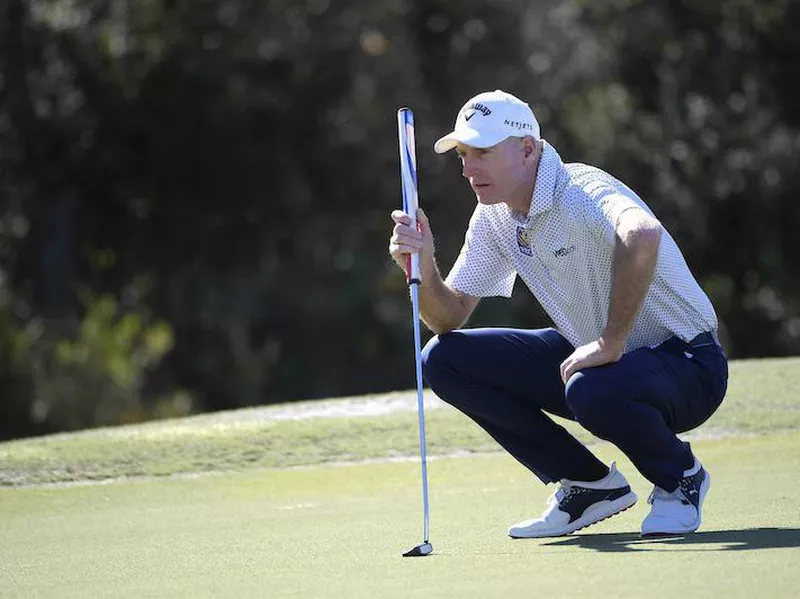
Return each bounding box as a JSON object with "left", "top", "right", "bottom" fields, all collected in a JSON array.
[
  {"left": 580, "top": 0, "right": 800, "bottom": 356},
  {"left": 0, "top": 0, "right": 798, "bottom": 439}
]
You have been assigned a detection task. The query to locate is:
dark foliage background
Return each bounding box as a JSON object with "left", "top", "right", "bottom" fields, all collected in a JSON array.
[{"left": 1, "top": 0, "right": 798, "bottom": 439}]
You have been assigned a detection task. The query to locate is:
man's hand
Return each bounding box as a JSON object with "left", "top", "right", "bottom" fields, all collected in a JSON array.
[
  {"left": 389, "top": 208, "right": 436, "bottom": 281},
  {"left": 560, "top": 339, "right": 624, "bottom": 384},
  {"left": 387, "top": 208, "right": 478, "bottom": 333}
]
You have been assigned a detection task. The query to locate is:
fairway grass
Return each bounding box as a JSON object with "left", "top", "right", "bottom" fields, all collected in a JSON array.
[
  {"left": 1, "top": 356, "right": 799, "bottom": 487},
  {"left": 2, "top": 432, "right": 800, "bottom": 598},
  {"left": 1, "top": 355, "right": 798, "bottom": 597}
]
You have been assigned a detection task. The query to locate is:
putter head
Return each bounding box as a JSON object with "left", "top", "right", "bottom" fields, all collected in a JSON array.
[{"left": 402, "top": 542, "right": 433, "bottom": 557}]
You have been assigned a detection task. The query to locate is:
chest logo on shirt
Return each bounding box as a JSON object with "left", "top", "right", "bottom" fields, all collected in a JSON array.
[
  {"left": 516, "top": 226, "right": 532, "bottom": 256},
  {"left": 553, "top": 245, "right": 576, "bottom": 258}
]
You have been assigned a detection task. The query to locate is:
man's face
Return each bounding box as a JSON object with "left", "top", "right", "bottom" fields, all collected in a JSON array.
[{"left": 455, "top": 137, "right": 535, "bottom": 205}]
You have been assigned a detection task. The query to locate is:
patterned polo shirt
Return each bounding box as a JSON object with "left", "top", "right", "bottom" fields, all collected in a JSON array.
[{"left": 445, "top": 141, "right": 718, "bottom": 353}]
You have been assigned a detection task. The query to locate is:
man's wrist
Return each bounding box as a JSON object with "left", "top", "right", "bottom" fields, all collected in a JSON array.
[
  {"left": 420, "top": 257, "right": 441, "bottom": 284},
  {"left": 598, "top": 333, "right": 626, "bottom": 358}
]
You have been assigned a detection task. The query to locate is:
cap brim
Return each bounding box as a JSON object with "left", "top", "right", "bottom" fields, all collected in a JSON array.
[{"left": 433, "top": 128, "right": 509, "bottom": 154}]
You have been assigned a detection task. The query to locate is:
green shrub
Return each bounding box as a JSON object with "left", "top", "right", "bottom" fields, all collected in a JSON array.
[{"left": 18, "top": 292, "right": 190, "bottom": 431}]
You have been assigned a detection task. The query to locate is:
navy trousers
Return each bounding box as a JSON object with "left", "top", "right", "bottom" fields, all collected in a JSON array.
[{"left": 421, "top": 328, "right": 728, "bottom": 491}]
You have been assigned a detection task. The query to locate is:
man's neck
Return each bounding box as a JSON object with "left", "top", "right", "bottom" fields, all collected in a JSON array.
[{"left": 505, "top": 140, "right": 543, "bottom": 216}]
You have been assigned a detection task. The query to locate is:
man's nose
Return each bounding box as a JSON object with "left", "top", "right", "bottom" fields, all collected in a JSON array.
[{"left": 461, "top": 158, "right": 478, "bottom": 178}]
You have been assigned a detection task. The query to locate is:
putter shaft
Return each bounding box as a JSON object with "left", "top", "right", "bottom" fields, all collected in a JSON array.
[{"left": 410, "top": 282, "right": 430, "bottom": 545}]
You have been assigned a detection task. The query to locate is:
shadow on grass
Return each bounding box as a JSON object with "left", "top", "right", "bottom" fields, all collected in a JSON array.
[{"left": 539, "top": 528, "right": 800, "bottom": 552}]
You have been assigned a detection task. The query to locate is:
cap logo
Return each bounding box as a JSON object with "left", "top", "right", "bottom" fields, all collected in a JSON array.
[
  {"left": 504, "top": 119, "right": 534, "bottom": 132},
  {"left": 463, "top": 102, "right": 492, "bottom": 121}
]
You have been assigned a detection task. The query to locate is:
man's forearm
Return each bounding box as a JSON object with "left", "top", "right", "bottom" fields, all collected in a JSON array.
[
  {"left": 417, "top": 268, "right": 473, "bottom": 334},
  {"left": 602, "top": 217, "right": 662, "bottom": 353}
]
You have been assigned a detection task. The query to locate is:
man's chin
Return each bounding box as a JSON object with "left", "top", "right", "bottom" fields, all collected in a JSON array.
[{"left": 475, "top": 192, "right": 503, "bottom": 205}]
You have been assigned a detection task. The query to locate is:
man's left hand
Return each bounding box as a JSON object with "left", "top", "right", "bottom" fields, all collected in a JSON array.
[{"left": 560, "top": 340, "right": 624, "bottom": 384}]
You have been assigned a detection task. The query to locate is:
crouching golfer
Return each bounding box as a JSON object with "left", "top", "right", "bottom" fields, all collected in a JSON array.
[{"left": 388, "top": 90, "right": 728, "bottom": 538}]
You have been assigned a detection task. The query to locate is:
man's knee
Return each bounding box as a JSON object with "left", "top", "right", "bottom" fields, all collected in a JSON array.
[
  {"left": 564, "top": 370, "right": 616, "bottom": 425},
  {"left": 420, "top": 335, "right": 440, "bottom": 377},
  {"left": 421, "top": 332, "right": 460, "bottom": 388}
]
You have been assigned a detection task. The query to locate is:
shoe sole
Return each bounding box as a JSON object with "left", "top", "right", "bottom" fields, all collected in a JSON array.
[
  {"left": 641, "top": 471, "right": 711, "bottom": 537},
  {"left": 508, "top": 492, "right": 638, "bottom": 539}
]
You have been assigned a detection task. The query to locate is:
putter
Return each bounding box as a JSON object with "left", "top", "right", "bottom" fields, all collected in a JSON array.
[{"left": 397, "top": 107, "right": 433, "bottom": 558}]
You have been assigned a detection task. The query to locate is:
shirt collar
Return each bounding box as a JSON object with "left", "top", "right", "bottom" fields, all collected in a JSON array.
[
  {"left": 504, "top": 140, "right": 565, "bottom": 225},
  {"left": 529, "top": 140, "right": 563, "bottom": 217},
  {"left": 505, "top": 139, "right": 566, "bottom": 227}
]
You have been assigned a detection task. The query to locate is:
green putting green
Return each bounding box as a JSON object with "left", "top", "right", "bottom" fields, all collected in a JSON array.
[{"left": 2, "top": 432, "right": 799, "bottom": 598}]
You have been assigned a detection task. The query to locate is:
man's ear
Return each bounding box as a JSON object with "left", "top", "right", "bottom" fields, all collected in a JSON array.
[{"left": 522, "top": 136, "right": 538, "bottom": 159}]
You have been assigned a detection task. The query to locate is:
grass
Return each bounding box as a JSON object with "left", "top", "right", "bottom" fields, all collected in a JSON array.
[
  {"left": 1, "top": 356, "right": 798, "bottom": 487},
  {"left": 0, "top": 355, "right": 799, "bottom": 597},
  {"left": 1, "top": 433, "right": 799, "bottom": 598}
]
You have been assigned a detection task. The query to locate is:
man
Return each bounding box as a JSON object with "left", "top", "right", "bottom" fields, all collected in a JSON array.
[{"left": 388, "top": 89, "right": 728, "bottom": 538}]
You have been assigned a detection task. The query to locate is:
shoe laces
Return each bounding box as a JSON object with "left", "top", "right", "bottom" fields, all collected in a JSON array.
[
  {"left": 548, "top": 480, "right": 579, "bottom": 508},
  {"left": 647, "top": 485, "right": 689, "bottom": 506}
]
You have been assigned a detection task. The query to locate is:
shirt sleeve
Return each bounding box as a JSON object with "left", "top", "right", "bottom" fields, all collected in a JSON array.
[
  {"left": 445, "top": 206, "right": 516, "bottom": 297},
  {"left": 579, "top": 179, "right": 648, "bottom": 244}
]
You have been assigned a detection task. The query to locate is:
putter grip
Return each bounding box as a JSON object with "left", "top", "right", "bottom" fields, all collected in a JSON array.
[{"left": 397, "top": 107, "right": 422, "bottom": 285}]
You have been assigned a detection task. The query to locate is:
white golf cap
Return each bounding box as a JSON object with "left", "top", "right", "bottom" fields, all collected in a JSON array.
[{"left": 433, "top": 89, "right": 540, "bottom": 154}]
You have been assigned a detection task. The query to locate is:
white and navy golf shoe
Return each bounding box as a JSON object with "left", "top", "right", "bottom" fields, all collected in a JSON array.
[
  {"left": 508, "top": 462, "right": 637, "bottom": 538},
  {"left": 641, "top": 459, "right": 710, "bottom": 537}
]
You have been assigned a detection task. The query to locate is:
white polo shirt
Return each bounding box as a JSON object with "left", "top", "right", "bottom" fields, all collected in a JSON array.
[{"left": 446, "top": 141, "right": 718, "bottom": 353}]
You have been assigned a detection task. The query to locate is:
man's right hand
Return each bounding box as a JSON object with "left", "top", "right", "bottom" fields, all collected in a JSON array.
[{"left": 389, "top": 208, "right": 436, "bottom": 281}]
